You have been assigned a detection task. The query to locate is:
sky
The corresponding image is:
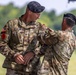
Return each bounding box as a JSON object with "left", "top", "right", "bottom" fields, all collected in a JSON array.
[{"left": 0, "top": 0, "right": 76, "bottom": 15}]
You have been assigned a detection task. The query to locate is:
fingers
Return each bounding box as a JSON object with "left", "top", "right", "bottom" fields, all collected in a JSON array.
[
  {"left": 24, "top": 52, "right": 34, "bottom": 65},
  {"left": 26, "top": 55, "right": 34, "bottom": 64},
  {"left": 14, "top": 52, "right": 34, "bottom": 65},
  {"left": 24, "top": 54, "right": 34, "bottom": 65},
  {"left": 15, "top": 55, "right": 24, "bottom": 64},
  {"left": 41, "top": 24, "right": 47, "bottom": 29}
]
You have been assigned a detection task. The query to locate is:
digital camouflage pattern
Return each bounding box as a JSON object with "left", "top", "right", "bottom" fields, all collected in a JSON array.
[
  {"left": 37, "top": 28, "right": 76, "bottom": 75},
  {"left": 0, "top": 17, "right": 47, "bottom": 75}
]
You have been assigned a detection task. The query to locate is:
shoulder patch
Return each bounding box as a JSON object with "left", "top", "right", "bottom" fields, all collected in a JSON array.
[{"left": 1, "top": 29, "right": 6, "bottom": 40}]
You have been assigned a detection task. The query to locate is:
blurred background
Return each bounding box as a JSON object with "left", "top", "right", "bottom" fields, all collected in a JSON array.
[{"left": 0, "top": 0, "right": 76, "bottom": 75}]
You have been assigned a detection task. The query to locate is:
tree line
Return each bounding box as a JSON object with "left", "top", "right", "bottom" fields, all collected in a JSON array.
[{"left": 0, "top": 3, "right": 76, "bottom": 35}]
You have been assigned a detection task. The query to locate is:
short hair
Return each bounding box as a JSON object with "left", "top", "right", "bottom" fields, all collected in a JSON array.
[
  {"left": 63, "top": 13, "right": 76, "bottom": 27},
  {"left": 65, "top": 17, "right": 75, "bottom": 27}
]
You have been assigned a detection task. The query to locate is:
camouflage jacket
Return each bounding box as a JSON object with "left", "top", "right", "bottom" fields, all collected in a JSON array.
[
  {"left": 37, "top": 29, "right": 76, "bottom": 75},
  {"left": 0, "top": 17, "right": 47, "bottom": 71}
]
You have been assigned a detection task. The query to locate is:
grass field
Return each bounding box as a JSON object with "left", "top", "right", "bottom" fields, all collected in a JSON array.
[
  {"left": 68, "top": 51, "right": 76, "bottom": 75},
  {"left": 0, "top": 52, "right": 76, "bottom": 75},
  {"left": 0, "top": 54, "right": 6, "bottom": 75}
]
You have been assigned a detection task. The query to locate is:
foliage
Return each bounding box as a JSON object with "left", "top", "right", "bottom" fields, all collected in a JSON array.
[
  {"left": 0, "top": 3, "right": 76, "bottom": 32},
  {"left": 0, "top": 3, "right": 20, "bottom": 31}
]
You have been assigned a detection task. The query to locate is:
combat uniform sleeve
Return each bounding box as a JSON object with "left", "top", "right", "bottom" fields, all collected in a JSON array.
[
  {"left": 74, "top": 37, "right": 76, "bottom": 49},
  {"left": 38, "top": 24, "right": 58, "bottom": 45},
  {"left": 38, "top": 24, "right": 76, "bottom": 45},
  {"left": 0, "top": 21, "right": 16, "bottom": 57}
]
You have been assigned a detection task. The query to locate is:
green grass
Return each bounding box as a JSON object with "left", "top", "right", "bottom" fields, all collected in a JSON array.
[
  {"left": 68, "top": 52, "right": 76, "bottom": 75},
  {"left": 0, "top": 54, "right": 6, "bottom": 75},
  {"left": 0, "top": 52, "right": 76, "bottom": 75}
]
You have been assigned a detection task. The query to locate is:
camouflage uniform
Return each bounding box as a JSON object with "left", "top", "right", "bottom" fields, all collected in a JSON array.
[
  {"left": 37, "top": 28, "right": 76, "bottom": 75},
  {"left": 0, "top": 17, "right": 47, "bottom": 75}
]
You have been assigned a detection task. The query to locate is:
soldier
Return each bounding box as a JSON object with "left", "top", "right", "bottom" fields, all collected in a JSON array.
[
  {"left": 0, "top": 1, "right": 46, "bottom": 75},
  {"left": 37, "top": 13, "right": 76, "bottom": 75}
]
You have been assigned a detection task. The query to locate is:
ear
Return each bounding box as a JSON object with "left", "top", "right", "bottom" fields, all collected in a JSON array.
[
  {"left": 26, "top": 8, "right": 32, "bottom": 15},
  {"left": 62, "top": 18, "right": 66, "bottom": 27},
  {"left": 63, "top": 18, "right": 66, "bottom": 24},
  {"left": 28, "top": 10, "right": 32, "bottom": 15}
]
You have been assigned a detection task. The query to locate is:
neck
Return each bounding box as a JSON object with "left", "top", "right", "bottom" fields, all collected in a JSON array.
[
  {"left": 21, "top": 13, "right": 31, "bottom": 23},
  {"left": 62, "top": 27, "right": 72, "bottom": 31}
]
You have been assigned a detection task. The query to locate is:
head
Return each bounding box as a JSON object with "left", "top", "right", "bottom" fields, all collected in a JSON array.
[
  {"left": 62, "top": 13, "right": 76, "bottom": 30},
  {"left": 23, "top": 1, "right": 45, "bottom": 22}
]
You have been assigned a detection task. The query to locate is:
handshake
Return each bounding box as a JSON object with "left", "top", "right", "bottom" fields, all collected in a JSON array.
[{"left": 14, "top": 51, "right": 35, "bottom": 65}]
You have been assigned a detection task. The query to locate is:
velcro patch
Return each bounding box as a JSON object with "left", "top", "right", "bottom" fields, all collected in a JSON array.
[{"left": 1, "top": 29, "right": 6, "bottom": 40}]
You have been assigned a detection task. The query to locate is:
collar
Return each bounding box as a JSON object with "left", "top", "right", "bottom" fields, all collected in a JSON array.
[
  {"left": 19, "top": 16, "right": 36, "bottom": 25},
  {"left": 65, "top": 28, "right": 74, "bottom": 33},
  {"left": 18, "top": 17, "right": 36, "bottom": 28}
]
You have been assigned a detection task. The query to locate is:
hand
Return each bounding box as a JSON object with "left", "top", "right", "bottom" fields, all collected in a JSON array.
[
  {"left": 23, "top": 52, "right": 35, "bottom": 65},
  {"left": 41, "top": 24, "right": 48, "bottom": 30},
  {"left": 14, "top": 54, "right": 24, "bottom": 64}
]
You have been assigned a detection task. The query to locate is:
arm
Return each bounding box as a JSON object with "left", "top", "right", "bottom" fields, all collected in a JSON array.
[
  {"left": 37, "top": 24, "right": 61, "bottom": 45},
  {"left": 0, "top": 20, "right": 25, "bottom": 64},
  {"left": 0, "top": 21, "right": 16, "bottom": 57}
]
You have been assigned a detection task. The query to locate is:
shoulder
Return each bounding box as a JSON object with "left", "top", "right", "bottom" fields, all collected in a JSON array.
[
  {"left": 7, "top": 18, "right": 19, "bottom": 25},
  {"left": 57, "top": 30, "right": 74, "bottom": 41},
  {"left": 5, "top": 18, "right": 19, "bottom": 29},
  {"left": 57, "top": 30, "right": 70, "bottom": 36}
]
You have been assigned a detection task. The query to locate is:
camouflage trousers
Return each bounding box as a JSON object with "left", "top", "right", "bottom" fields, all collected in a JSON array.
[{"left": 6, "top": 69, "right": 37, "bottom": 75}]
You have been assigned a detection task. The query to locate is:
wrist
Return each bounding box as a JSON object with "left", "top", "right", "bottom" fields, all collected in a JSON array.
[{"left": 14, "top": 52, "right": 20, "bottom": 58}]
